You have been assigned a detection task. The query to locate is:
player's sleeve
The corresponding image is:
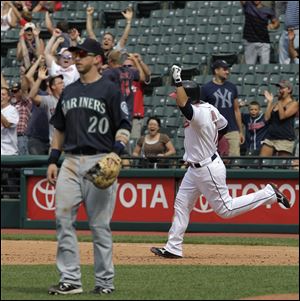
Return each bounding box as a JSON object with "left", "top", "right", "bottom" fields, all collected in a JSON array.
[
  {"left": 179, "top": 99, "right": 194, "bottom": 121},
  {"left": 118, "top": 101, "right": 132, "bottom": 132},
  {"left": 49, "top": 95, "right": 66, "bottom": 131},
  {"left": 215, "top": 108, "right": 228, "bottom": 131},
  {"left": 190, "top": 104, "right": 209, "bottom": 127},
  {"left": 214, "top": 108, "right": 228, "bottom": 139},
  {"left": 108, "top": 86, "right": 132, "bottom": 133}
]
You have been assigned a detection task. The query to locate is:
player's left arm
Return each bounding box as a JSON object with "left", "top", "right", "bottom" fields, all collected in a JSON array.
[
  {"left": 108, "top": 87, "right": 132, "bottom": 155},
  {"left": 216, "top": 114, "right": 228, "bottom": 141},
  {"left": 175, "top": 86, "right": 194, "bottom": 121},
  {"left": 170, "top": 65, "right": 194, "bottom": 120},
  {"left": 47, "top": 128, "right": 64, "bottom": 185},
  {"left": 211, "top": 107, "right": 228, "bottom": 140},
  {"left": 50, "top": 128, "right": 65, "bottom": 151},
  {"left": 234, "top": 98, "right": 245, "bottom": 144}
]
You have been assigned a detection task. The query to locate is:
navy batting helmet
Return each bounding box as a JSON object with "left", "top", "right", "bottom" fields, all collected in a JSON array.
[{"left": 182, "top": 80, "right": 200, "bottom": 103}]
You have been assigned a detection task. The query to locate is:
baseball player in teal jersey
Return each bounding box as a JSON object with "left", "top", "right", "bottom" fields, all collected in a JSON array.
[
  {"left": 151, "top": 65, "right": 291, "bottom": 259},
  {"left": 47, "top": 38, "right": 131, "bottom": 295}
]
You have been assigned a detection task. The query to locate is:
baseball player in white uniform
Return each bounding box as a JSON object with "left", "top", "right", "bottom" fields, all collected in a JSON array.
[{"left": 151, "top": 65, "right": 291, "bottom": 259}]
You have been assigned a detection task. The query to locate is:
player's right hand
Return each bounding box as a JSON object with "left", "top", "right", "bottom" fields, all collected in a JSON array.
[
  {"left": 171, "top": 65, "right": 182, "bottom": 84},
  {"left": 47, "top": 164, "right": 58, "bottom": 186}
]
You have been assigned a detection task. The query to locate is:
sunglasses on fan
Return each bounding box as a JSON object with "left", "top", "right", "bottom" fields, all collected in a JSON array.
[{"left": 60, "top": 54, "right": 73, "bottom": 60}]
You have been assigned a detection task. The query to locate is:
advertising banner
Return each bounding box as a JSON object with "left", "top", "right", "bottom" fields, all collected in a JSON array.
[{"left": 26, "top": 176, "right": 298, "bottom": 225}]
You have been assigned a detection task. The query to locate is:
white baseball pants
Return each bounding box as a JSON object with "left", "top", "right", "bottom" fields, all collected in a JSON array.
[{"left": 165, "top": 155, "right": 277, "bottom": 257}]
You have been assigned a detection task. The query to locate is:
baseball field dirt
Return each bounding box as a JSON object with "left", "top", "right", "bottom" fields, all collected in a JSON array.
[
  {"left": 1, "top": 230, "right": 299, "bottom": 300},
  {"left": 1, "top": 240, "right": 299, "bottom": 266}
]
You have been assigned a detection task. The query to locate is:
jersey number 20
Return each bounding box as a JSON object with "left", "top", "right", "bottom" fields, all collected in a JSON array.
[{"left": 88, "top": 116, "right": 109, "bottom": 134}]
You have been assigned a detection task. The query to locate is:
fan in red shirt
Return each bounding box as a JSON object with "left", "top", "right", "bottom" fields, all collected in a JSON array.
[{"left": 122, "top": 53, "right": 151, "bottom": 140}]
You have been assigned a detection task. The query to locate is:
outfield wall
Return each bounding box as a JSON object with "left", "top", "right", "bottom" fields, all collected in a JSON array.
[{"left": 1, "top": 156, "right": 299, "bottom": 233}]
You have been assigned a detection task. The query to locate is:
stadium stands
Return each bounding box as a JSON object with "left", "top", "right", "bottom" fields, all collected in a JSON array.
[{"left": 1, "top": 1, "right": 299, "bottom": 166}]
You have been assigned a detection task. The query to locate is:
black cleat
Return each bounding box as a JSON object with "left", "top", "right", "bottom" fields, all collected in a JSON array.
[
  {"left": 270, "top": 183, "right": 291, "bottom": 208},
  {"left": 92, "top": 287, "right": 114, "bottom": 294},
  {"left": 48, "top": 282, "right": 83, "bottom": 295},
  {"left": 150, "top": 247, "right": 182, "bottom": 258}
]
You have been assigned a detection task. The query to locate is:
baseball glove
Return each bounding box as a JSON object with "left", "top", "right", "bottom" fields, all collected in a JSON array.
[{"left": 84, "top": 153, "right": 122, "bottom": 189}]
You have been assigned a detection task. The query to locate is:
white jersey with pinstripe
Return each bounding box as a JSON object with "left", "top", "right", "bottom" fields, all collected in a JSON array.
[{"left": 183, "top": 102, "right": 227, "bottom": 164}]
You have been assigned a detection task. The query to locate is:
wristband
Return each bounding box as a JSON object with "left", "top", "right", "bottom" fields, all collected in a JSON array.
[
  {"left": 48, "top": 149, "right": 61, "bottom": 165},
  {"left": 112, "top": 140, "right": 125, "bottom": 156},
  {"left": 175, "top": 82, "right": 182, "bottom": 87}
]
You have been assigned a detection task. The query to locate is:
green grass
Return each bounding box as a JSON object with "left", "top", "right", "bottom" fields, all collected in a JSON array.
[
  {"left": 1, "top": 265, "right": 298, "bottom": 300},
  {"left": 1, "top": 233, "right": 299, "bottom": 246}
]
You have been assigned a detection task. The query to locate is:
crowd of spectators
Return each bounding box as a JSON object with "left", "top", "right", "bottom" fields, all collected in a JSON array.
[{"left": 1, "top": 1, "right": 299, "bottom": 170}]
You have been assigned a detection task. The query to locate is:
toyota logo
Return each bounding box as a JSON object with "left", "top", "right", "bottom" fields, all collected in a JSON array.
[{"left": 32, "top": 179, "right": 56, "bottom": 211}]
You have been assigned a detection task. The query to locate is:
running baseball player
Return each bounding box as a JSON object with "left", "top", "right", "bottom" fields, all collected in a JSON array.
[
  {"left": 151, "top": 65, "right": 291, "bottom": 259},
  {"left": 47, "top": 38, "right": 131, "bottom": 294}
]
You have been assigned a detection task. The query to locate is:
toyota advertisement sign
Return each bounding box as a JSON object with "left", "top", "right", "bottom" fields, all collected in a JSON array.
[{"left": 26, "top": 176, "right": 299, "bottom": 225}]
